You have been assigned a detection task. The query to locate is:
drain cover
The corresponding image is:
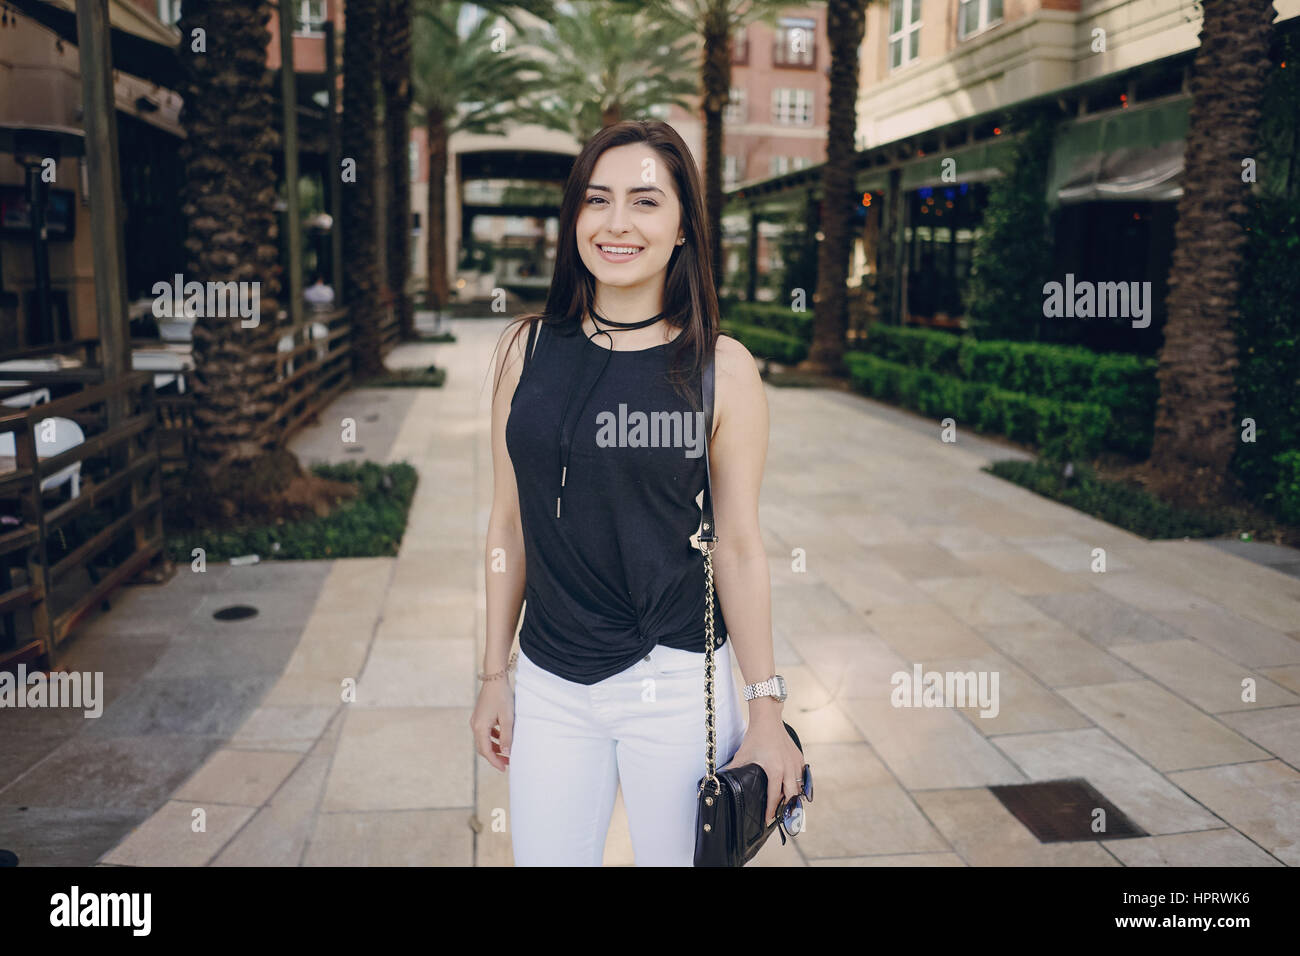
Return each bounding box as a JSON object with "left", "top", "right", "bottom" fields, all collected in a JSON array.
[
  {"left": 0, "top": 849, "right": 18, "bottom": 866},
  {"left": 989, "top": 778, "right": 1146, "bottom": 842},
  {"left": 364, "top": 414, "right": 380, "bottom": 422},
  {"left": 212, "top": 605, "right": 259, "bottom": 621},
  {"left": 345, "top": 445, "right": 365, "bottom": 453}
]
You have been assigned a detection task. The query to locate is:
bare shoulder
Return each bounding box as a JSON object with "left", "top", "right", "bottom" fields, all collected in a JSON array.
[{"left": 711, "top": 332, "right": 765, "bottom": 437}]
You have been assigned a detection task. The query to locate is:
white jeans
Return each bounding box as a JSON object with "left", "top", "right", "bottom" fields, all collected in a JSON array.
[{"left": 508, "top": 640, "right": 747, "bottom": 866}]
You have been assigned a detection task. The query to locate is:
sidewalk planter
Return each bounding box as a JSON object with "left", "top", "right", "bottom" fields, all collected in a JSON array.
[{"left": 855, "top": 325, "right": 1157, "bottom": 458}]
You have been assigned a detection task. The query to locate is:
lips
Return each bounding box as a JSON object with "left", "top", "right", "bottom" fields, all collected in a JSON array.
[{"left": 596, "top": 244, "right": 645, "bottom": 263}]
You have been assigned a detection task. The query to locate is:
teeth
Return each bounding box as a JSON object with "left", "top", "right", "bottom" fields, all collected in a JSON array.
[{"left": 600, "top": 246, "right": 641, "bottom": 254}]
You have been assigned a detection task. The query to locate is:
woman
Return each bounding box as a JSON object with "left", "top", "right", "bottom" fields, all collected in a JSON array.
[{"left": 471, "top": 120, "right": 803, "bottom": 866}]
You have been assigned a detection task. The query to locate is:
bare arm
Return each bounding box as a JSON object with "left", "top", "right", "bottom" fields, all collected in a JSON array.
[
  {"left": 707, "top": 334, "right": 779, "bottom": 728},
  {"left": 483, "top": 321, "right": 530, "bottom": 674}
]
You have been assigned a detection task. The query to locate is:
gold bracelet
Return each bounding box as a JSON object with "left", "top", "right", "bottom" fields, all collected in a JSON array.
[{"left": 477, "top": 650, "right": 518, "bottom": 682}]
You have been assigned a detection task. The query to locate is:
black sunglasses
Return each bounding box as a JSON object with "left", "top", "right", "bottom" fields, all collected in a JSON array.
[{"left": 778, "top": 763, "right": 813, "bottom": 837}]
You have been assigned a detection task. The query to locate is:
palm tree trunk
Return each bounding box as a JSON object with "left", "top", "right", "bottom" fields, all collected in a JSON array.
[
  {"left": 425, "top": 105, "right": 451, "bottom": 312},
  {"left": 176, "top": 0, "right": 355, "bottom": 522},
  {"left": 1141, "top": 0, "right": 1273, "bottom": 506},
  {"left": 342, "top": 0, "right": 385, "bottom": 377},
  {"left": 701, "top": 6, "right": 730, "bottom": 292},
  {"left": 382, "top": 0, "right": 415, "bottom": 340},
  {"left": 802, "top": 0, "right": 866, "bottom": 375}
]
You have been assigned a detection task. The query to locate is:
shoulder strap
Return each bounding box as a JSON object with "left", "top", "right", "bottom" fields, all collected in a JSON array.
[
  {"left": 699, "top": 345, "right": 716, "bottom": 546},
  {"left": 522, "top": 318, "right": 540, "bottom": 371}
]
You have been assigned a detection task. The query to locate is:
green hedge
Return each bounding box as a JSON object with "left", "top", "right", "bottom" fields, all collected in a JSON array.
[
  {"left": 858, "top": 325, "right": 1157, "bottom": 457},
  {"left": 720, "top": 321, "right": 809, "bottom": 365},
  {"left": 845, "top": 351, "right": 1111, "bottom": 461},
  {"left": 1272, "top": 450, "right": 1300, "bottom": 524}
]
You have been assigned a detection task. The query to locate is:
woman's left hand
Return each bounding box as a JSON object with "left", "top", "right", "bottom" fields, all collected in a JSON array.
[{"left": 720, "top": 714, "right": 806, "bottom": 828}]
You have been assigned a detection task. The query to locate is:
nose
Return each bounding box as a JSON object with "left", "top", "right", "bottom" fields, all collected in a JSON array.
[{"left": 604, "top": 198, "right": 631, "bottom": 235}]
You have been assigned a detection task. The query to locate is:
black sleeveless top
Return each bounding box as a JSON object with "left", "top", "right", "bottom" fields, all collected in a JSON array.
[{"left": 505, "top": 317, "right": 728, "bottom": 685}]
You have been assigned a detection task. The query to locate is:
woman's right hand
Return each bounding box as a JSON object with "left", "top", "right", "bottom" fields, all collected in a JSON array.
[{"left": 470, "top": 677, "right": 515, "bottom": 772}]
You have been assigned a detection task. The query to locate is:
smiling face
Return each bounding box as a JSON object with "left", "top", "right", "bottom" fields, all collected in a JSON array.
[{"left": 576, "top": 142, "right": 685, "bottom": 297}]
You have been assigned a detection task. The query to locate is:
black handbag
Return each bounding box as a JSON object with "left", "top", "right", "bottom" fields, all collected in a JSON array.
[{"left": 693, "top": 344, "right": 804, "bottom": 867}]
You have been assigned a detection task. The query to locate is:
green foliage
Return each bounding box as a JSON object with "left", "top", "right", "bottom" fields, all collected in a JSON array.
[
  {"left": 844, "top": 350, "right": 1112, "bottom": 461},
  {"left": 963, "top": 108, "right": 1061, "bottom": 341},
  {"left": 857, "top": 325, "right": 1157, "bottom": 456},
  {"left": 985, "top": 459, "right": 1235, "bottom": 539},
  {"left": 166, "top": 462, "right": 419, "bottom": 563},
  {"left": 719, "top": 299, "right": 813, "bottom": 364},
  {"left": 1272, "top": 450, "right": 1300, "bottom": 524},
  {"left": 719, "top": 322, "right": 808, "bottom": 364},
  {"left": 1230, "top": 40, "right": 1300, "bottom": 523}
]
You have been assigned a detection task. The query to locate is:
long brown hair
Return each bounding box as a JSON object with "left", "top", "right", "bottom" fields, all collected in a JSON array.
[{"left": 490, "top": 119, "right": 721, "bottom": 409}]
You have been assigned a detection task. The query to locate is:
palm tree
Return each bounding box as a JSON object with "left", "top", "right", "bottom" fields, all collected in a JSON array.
[
  {"left": 382, "top": 0, "right": 416, "bottom": 340},
  {"left": 628, "top": 0, "right": 790, "bottom": 291},
  {"left": 1139, "top": 0, "right": 1274, "bottom": 507},
  {"left": 512, "top": 1, "right": 697, "bottom": 143},
  {"left": 800, "top": 0, "right": 866, "bottom": 376},
  {"left": 412, "top": 0, "right": 548, "bottom": 314},
  {"left": 343, "top": 0, "right": 386, "bottom": 377},
  {"left": 176, "top": 0, "right": 353, "bottom": 520}
]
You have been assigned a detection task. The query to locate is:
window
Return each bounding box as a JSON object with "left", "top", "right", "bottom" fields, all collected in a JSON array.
[
  {"left": 888, "top": 0, "right": 921, "bottom": 70},
  {"left": 723, "top": 155, "right": 743, "bottom": 189},
  {"left": 409, "top": 140, "right": 419, "bottom": 183},
  {"left": 772, "top": 88, "right": 813, "bottom": 126},
  {"left": 958, "top": 0, "right": 1003, "bottom": 40},
  {"left": 792, "top": 157, "right": 811, "bottom": 171},
  {"left": 292, "top": 1, "right": 328, "bottom": 34},
  {"left": 157, "top": 0, "right": 181, "bottom": 26},
  {"left": 732, "top": 27, "right": 748, "bottom": 65},
  {"left": 723, "top": 87, "right": 746, "bottom": 124},
  {"left": 773, "top": 17, "right": 816, "bottom": 68},
  {"left": 771, "top": 156, "right": 790, "bottom": 176}
]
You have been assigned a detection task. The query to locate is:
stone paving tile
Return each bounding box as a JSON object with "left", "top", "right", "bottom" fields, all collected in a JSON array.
[
  {"left": 839, "top": 695, "right": 1026, "bottom": 790},
  {"left": 913, "top": 788, "right": 1118, "bottom": 866},
  {"left": 302, "top": 809, "right": 474, "bottom": 866},
  {"left": 810, "top": 852, "right": 967, "bottom": 866},
  {"left": 1259, "top": 664, "right": 1300, "bottom": 695},
  {"left": 1104, "top": 828, "right": 1283, "bottom": 867},
  {"left": 1058, "top": 681, "right": 1270, "bottom": 772},
  {"left": 786, "top": 742, "right": 950, "bottom": 860},
  {"left": 1146, "top": 604, "right": 1300, "bottom": 669},
  {"left": 1024, "top": 590, "right": 1190, "bottom": 649},
  {"left": 322, "top": 706, "right": 472, "bottom": 812},
  {"left": 947, "top": 549, "right": 1094, "bottom": 595},
  {"left": 860, "top": 603, "right": 1000, "bottom": 662},
  {"left": 915, "top": 576, "right": 1056, "bottom": 628},
  {"left": 173, "top": 748, "right": 303, "bottom": 807},
  {"left": 1217, "top": 706, "right": 1300, "bottom": 770},
  {"left": 991, "top": 728, "right": 1223, "bottom": 835},
  {"left": 0, "top": 734, "right": 221, "bottom": 811},
  {"left": 101, "top": 800, "right": 258, "bottom": 866},
  {"left": 1167, "top": 761, "right": 1300, "bottom": 866},
  {"left": 968, "top": 618, "right": 1139, "bottom": 688},
  {"left": 81, "top": 674, "right": 277, "bottom": 739},
  {"left": 1013, "top": 536, "right": 1132, "bottom": 573},
  {"left": 913, "top": 652, "right": 1093, "bottom": 736},
  {"left": 0, "top": 806, "right": 149, "bottom": 866},
  {"left": 356, "top": 637, "right": 475, "bottom": 707},
  {"left": 227, "top": 704, "right": 339, "bottom": 753},
  {"left": 212, "top": 753, "right": 333, "bottom": 866},
  {"left": 1108, "top": 640, "right": 1300, "bottom": 714}
]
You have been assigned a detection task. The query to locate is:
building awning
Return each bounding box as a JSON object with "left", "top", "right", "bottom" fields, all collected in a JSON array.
[{"left": 1048, "top": 96, "right": 1190, "bottom": 205}]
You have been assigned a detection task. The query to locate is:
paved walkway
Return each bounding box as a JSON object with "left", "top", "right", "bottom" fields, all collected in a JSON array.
[{"left": 4, "top": 317, "right": 1298, "bottom": 866}]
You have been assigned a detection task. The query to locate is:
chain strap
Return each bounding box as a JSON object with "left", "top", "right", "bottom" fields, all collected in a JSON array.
[{"left": 700, "top": 540, "right": 721, "bottom": 796}]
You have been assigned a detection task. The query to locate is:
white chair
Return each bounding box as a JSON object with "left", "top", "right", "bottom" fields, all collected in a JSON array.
[
  {"left": 132, "top": 349, "right": 190, "bottom": 394},
  {"left": 0, "top": 416, "right": 85, "bottom": 497}
]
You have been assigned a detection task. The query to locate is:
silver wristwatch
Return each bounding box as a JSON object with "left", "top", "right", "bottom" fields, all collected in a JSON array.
[{"left": 743, "top": 675, "right": 787, "bottom": 702}]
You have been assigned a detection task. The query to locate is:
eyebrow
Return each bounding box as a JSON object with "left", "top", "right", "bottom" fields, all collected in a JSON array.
[{"left": 586, "top": 183, "right": 667, "bottom": 197}]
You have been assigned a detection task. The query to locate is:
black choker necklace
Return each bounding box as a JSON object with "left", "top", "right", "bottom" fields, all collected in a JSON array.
[{"left": 589, "top": 308, "right": 665, "bottom": 331}]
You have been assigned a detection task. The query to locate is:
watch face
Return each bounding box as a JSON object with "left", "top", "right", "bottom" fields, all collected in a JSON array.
[{"left": 775, "top": 675, "right": 788, "bottom": 701}]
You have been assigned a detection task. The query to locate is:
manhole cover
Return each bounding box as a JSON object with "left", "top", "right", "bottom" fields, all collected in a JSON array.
[
  {"left": 345, "top": 446, "right": 365, "bottom": 454},
  {"left": 212, "top": 605, "right": 259, "bottom": 621},
  {"left": 364, "top": 414, "right": 380, "bottom": 422},
  {"left": 989, "top": 778, "right": 1146, "bottom": 842},
  {"left": 0, "top": 850, "right": 18, "bottom": 866}
]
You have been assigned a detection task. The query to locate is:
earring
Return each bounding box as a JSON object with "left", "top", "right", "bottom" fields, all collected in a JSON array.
[{"left": 677, "top": 238, "right": 685, "bottom": 245}]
